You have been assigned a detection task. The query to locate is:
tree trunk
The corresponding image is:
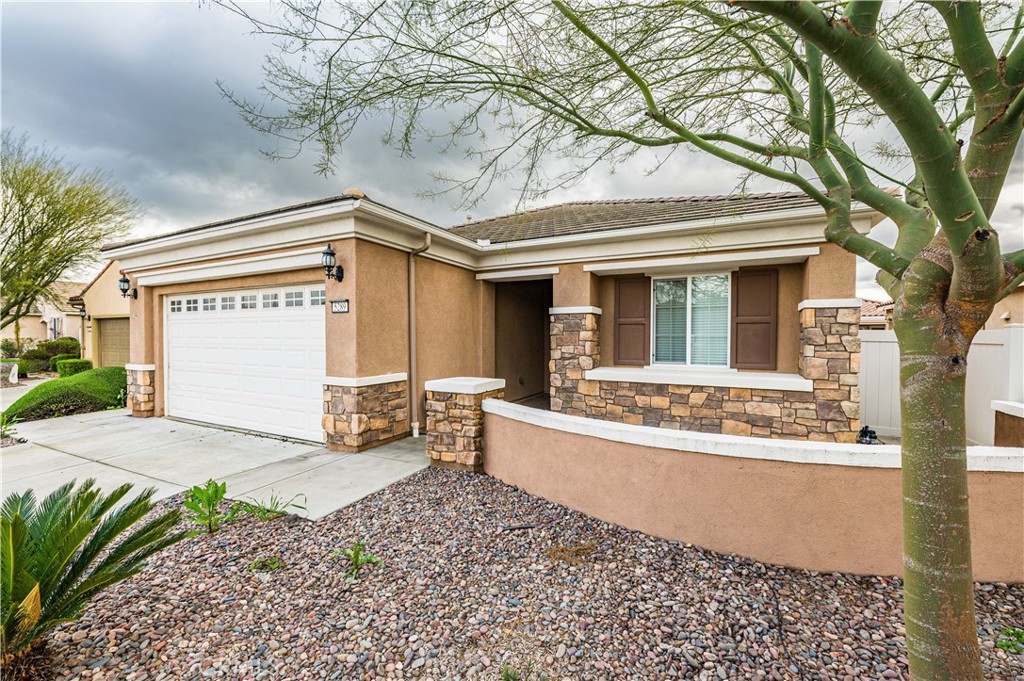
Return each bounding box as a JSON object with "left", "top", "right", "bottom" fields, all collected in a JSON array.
[
  {"left": 14, "top": 320, "right": 21, "bottom": 353},
  {"left": 897, "top": 328, "right": 983, "bottom": 680}
]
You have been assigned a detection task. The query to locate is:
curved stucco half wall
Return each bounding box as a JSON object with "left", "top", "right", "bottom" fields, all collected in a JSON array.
[{"left": 482, "top": 401, "right": 1024, "bottom": 582}]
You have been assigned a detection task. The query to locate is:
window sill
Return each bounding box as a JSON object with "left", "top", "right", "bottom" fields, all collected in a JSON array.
[{"left": 584, "top": 366, "right": 813, "bottom": 392}]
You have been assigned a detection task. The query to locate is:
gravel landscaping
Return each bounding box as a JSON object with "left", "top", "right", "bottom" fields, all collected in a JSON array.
[{"left": 43, "top": 468, "right": 1023, "bottom": 680}]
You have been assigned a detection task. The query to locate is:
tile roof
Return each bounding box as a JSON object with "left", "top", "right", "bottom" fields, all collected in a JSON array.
[
  {"left": 860, "top": 299, "right": 892, "bottom": 318},
  {"left": 447, "top": 192, "right": 822, "bottom": 244}
]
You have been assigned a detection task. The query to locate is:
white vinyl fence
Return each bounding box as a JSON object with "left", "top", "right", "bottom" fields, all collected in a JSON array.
[{"left": 859, "top": 324, "right": 1024, "bottom": 445}]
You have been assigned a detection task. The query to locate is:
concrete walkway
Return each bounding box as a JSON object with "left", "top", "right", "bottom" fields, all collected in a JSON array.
[
  {"left": 1, "top": 376, "right": 55, "bottom": 406},
  {"left": 1, "top": 410, "right": 427, "bottom": 519}
]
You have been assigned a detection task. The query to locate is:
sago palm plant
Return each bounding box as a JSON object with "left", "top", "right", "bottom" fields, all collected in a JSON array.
[{"left": 1, "top": 479, "right": 186, "bottom": 662}]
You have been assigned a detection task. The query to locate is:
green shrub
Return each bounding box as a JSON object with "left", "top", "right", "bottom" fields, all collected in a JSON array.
[
  {"left": 1, "top": 367, "right": 127, "bottom": 421},
  {"left": 36, "top": 337, "right": 80, "bottom": 358},
  {"left": 48, "top": 353, "right": 77, "bottom": 371},
  {"left": 56, "top": 359, "right": 93, "bottom": 377},
  {"left": 16, "top": 358, "right": 49, "bottom": 376},
  {"left": 20, "top": 348, "right": 49, "bottom": 361},
  {"left": 1, "top": 339, "right": 20, "bottom": 358},
  {"left": 0, "top": 480, "right": 186, "bottom": 662}
]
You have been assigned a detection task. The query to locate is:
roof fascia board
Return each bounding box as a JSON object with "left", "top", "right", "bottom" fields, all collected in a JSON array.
[
  {"left": 134, "top": 247, "right": 324, "bottom": 287},
  {"left": 582, "top": 246, "right": 820, "bottom": 275}
]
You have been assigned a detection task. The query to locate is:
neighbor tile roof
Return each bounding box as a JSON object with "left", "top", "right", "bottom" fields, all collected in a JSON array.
[
  {"left": 447, "top": 192, "right": 821, "bottom": 244},
  {"left": 860, "top": 299, "right": 892, "bottom": 318}
]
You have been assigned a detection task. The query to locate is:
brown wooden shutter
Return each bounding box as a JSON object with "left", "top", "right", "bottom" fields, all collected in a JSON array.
[
  {"left": 614, "top": 276, "right": 650, "bottom": 366},
  {"left": 731, "top": 268, "right": 778, "bottom": 370}
]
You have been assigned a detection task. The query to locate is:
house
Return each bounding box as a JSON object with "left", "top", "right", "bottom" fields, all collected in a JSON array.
[
  {"left": 103, "top": 189, "right": 880, "bottom": 448},
  {"left": 69, "top": 261, "right": 131, "bottom": 367},
  {"left": 1, "top": 280, "right": 87, "bottom": 346},
  {"left": 859, "top": 299, "right": 890, "bottom": 329}
]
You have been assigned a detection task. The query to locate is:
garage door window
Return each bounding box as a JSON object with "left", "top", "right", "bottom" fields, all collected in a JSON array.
[
  {"left": 185, "top": 298, "right": 199, "bottom": 312},
  {"left": 285, "top": 291, "right": 304, "bottom": 308},
  {"left": 221, "top": 295, "right": 235, "bottom": 310},
  {"left": 203, "top": 297, "right": 216, "bottom": 311},
  {"left": 241, "top": 294, "right": 257, "bottom": 310},
  {"left": 311, "top": 289, "right": 326, "bottom": 306},
  {"left": 262, "top": 292, "right": 280, "bottom": 309},
  {"left": 170, "top": 300, "right": 182, "bottom": 313}
]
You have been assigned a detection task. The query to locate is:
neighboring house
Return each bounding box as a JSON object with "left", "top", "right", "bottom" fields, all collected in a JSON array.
[
  {"left": 104, "top": 190, "right": 880, "bottom": 447},
  {"left": 69, "top": 261, "right": 131, "bottom": 367},
  {"left": 859, "top": 299, "right": 890, "bottom": 330},
  {"left": 1, "top": 280, "right": 87, "bottom": 345}
]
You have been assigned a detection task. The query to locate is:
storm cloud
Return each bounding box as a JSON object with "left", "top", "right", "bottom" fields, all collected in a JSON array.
[{"left": 3, "top": 1, "right": 1021, "bottom": 299}]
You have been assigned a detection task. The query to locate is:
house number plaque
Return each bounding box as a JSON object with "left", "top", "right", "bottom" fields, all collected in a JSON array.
[{"left": 331, "top": 299, "right": 350, "bottom": 314}]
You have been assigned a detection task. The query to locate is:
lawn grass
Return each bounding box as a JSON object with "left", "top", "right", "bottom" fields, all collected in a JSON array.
[{"left": 2, "top": 366, "right": 127, "bottom": 421}]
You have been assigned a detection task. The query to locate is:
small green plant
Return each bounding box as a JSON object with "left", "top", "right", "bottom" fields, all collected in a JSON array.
[
  {"left": 332, "top": 540, "right": 381, "bottom": 581},
  {"left": 249, "top": 555, "right": 286, "bottom": 572},
  {"left": 182, "top": 479, "right": 241, "bottom": 535},
  {"left": 236, "top": 492, "right": 307, "bottom": 521},
  {"left": 1, "top": 414, "right": 21, "bottom": 439},
  {"left": 107, "top": 388, "right": 128, "bottom": 410},
  {"left": 500, "top": 661, "right": 548, "bottom": 681},
  {"left": 996, "top": 626, "right": 1024, "bottom": 653},
  {"left": 48, "top": 353, "right": 78, "bottom": 371}
]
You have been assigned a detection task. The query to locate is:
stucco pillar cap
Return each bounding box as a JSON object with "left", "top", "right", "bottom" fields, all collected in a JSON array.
[{"left": 424, "top": 377, "right": 506, "bottom": 395}]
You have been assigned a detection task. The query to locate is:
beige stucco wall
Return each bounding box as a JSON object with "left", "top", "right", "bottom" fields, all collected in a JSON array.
[
  {"left": 414, "top": 257, "right": 495, "bottom": 422},
  {"left": 1, "top": 316, "right": 48, "bottom": 343},
  {"left": 483, "top": 412, "right": 1024, "bottom": 581},
  {"left": 81, "top": 262, "right": 131, "bottom": 366},
  {"left": 552, "top": 263, "right": 598, "bottom": 308},
  {"left": 354, "top": 239, "right": 410, "bottom": 377},
  {"left": 803, "top": 242, "right": 856, "bottom": 299},
  {"left": 987, "top": 286, "right": 1024, "bottom": 328}
]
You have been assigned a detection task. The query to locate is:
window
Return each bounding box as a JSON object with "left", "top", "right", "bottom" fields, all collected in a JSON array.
[
  {"left": 170, "top": 300, "right": 182, "bottom": 313},
  {"left": 202, "top": 297, "right": 216, "bottom": 311},
  {"left": 185, "top": 298, "right": 199, "bottom": 312},
  {"left": 221, "top": 296, "right": 236, "bottom": 310},
  {"left": 262, "top": 292, "right": 280, "bottom": 309},
  {"left": 310, "top": 289, "right": 326, "bottom": 306},
  {"left": 241, "top": 294, "right": 257, "bottom": 310},
  {"left": 285, "top": 291, "right": 304, "bottom": 308},
  {"left": 653, "top": 274, "right": 729, "bottom": 366}
]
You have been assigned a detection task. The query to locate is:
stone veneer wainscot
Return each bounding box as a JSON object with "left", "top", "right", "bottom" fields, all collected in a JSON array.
[
  {"left": 425, "top": 377, "right": 506, "bottom": 472},
  {"left": 125, "top": 364, "right": 156, "bottom": 418},
  {"left": 548, "top": 303, "right": 861, "bottom": 442},
  {"left": 323, "top": 376, "right": 409, "bottom": 451}
]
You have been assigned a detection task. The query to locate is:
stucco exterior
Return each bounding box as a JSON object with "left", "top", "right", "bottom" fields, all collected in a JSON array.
[
  {"left": 482, "top": 408, "right": 1023, "bottom": 581},
  {"left": 76, "top": 261, "right": 131, "bottom": 366},
  {"left": 106, "top": 190, "right": 881, "bottom": 446}
]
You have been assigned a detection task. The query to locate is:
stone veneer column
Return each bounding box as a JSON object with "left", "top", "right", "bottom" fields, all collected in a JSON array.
[
  {"left": 125, "top": 364, "right": 156, "bottom": 417},
  {"left": 323, "top": 377, "right": 409, "bottom": 451},
  {"left": 424, "top": 377, "right": 505, "bottom": 472},
  {"left": 798, "top": 300, "right": 861, "bottom": 442},
  {"left": 549, "top": 307, "right": 601, "bottom": 416}
]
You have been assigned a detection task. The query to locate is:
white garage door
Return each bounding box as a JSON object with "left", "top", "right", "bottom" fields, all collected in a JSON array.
[{"left": 165, "top": 284, "right": 326, "bottom": 441}]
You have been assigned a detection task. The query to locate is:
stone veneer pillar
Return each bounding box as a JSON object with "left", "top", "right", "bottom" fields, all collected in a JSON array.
[
  {"left": 549, "top": 307, "right": 601, "bottom": 415},
  {"left": 424, "top": 377, "right": 505, "bottom": 472},
  {"left": 323, "top": 376, "right": 409, "bottom": 451},
  {"left": 125, "top": 364, "right": 156, "bottom": 417},
  {"left": 798, "top": 300, "right": 862, "bottom": 442}
]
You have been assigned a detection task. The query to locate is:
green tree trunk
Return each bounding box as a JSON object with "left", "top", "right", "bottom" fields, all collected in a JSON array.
[{"left": 897, "top": 323, "right": 983, "bottom": 680}]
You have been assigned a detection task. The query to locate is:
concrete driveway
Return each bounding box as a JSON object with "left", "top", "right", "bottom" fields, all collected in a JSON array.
[{"left": 1, "top": 410, "right": 427, "bottom": 519}]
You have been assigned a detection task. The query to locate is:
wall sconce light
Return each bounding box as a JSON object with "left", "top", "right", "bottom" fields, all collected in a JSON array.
[
  {"left": 77, "top": 307, "right": 87, "bottom": 319},
  {"left": 321, "top": 243, "right": 344, "bottom": 282},
  {"left": 118, "top": 273, "right": 138, "bottom": 299}
]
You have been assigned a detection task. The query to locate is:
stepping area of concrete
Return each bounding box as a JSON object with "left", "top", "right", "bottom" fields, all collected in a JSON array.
[{"left": 1, "top": 409, "right": 427, "bottom": 519}]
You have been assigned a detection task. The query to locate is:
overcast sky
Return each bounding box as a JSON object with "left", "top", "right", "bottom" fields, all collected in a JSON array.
[{"left": 3, "top": 1, "right": 1022, "bottom": 299}]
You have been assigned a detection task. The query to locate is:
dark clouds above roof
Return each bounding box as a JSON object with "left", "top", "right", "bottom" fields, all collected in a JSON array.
[{"left": 2, "top": 1, "right": 1021, "bottom": 300}]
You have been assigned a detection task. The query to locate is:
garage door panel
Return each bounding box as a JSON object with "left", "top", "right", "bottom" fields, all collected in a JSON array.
[{"left": 166, "top": 284, "right": 326, "bottom": 442}]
